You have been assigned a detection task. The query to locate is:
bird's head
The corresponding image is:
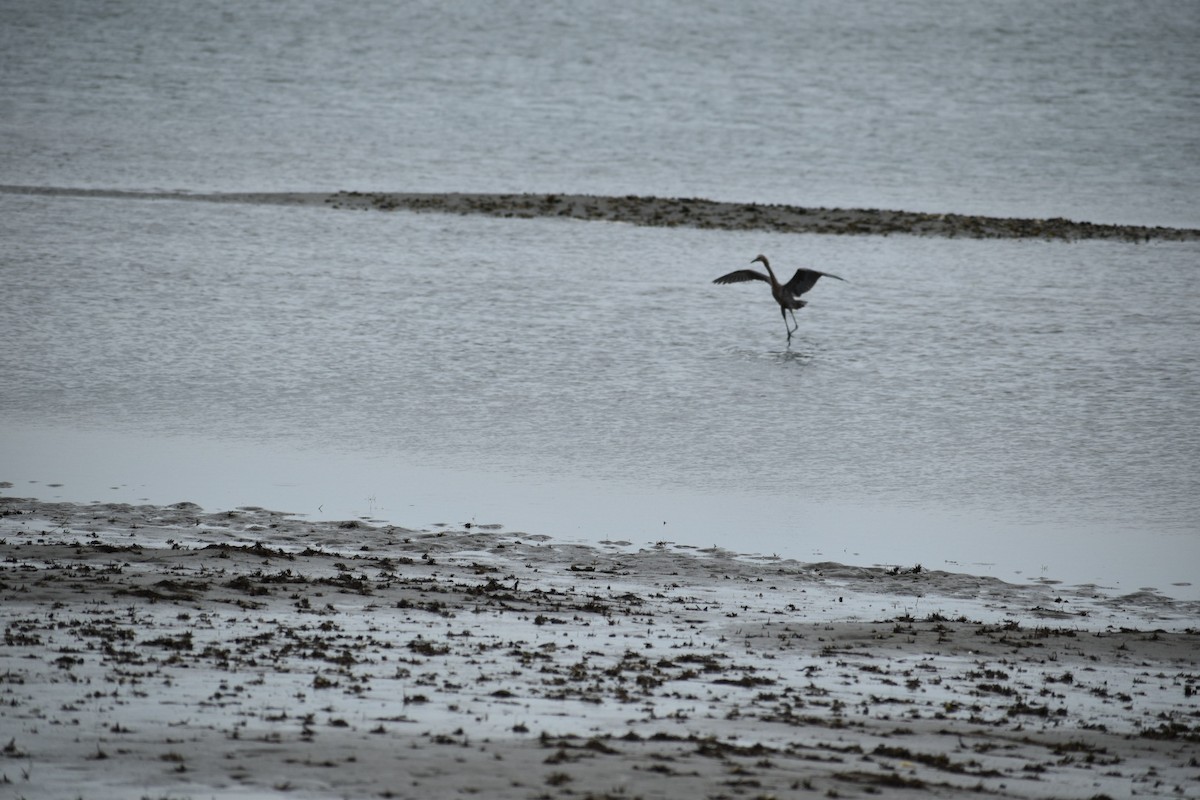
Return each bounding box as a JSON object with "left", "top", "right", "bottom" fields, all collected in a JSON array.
[{"left": 751, "top": 254, "right": 769, "bottom": 266}]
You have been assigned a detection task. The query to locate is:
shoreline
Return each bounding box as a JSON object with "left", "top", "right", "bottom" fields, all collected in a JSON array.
[
  {"left": 2, "top": 495, "right": 1198, "bottom": 798},
  {"left": 5, "top": 184, "right": 1200, "bottom": 241}
]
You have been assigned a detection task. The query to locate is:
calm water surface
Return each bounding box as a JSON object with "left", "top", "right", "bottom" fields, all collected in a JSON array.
[
  {"left": 2, "top": 194, "right": 1198, "bottom": 595},
  {"left": 2, "top": 0, "right": 1199, "bottom": 225},
  {"left": 2, "top": 0, "right": 1199, "bottom": 595}
]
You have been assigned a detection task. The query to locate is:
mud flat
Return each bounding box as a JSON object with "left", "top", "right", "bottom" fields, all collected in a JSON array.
[
  {"left": 2, "top": 494, "right": 1198, "bottom": 799},
  {"left": 5, "top": 184, "right": 1199, "bottom": 241}
]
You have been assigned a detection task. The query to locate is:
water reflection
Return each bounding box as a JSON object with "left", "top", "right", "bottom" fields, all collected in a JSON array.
[{"left": 771, "top": 348, "right": 816, "bottom": 365}]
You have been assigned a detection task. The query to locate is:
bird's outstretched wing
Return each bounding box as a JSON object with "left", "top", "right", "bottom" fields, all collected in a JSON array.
[
  {"left": 784, "top": 268, "right": 846, "bottom": 296},
  {"left": 713, "top": 269, "right": 770, "bottom": 285}
]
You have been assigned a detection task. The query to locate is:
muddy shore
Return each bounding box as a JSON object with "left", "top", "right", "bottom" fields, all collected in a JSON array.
[{"left": 2, "top": 496, "right": 1197, "bottom": 799}]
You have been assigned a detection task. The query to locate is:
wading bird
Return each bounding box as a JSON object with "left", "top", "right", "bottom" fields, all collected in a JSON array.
[{"left": 713, "top": 254, "right": 846, "bottom": 341}]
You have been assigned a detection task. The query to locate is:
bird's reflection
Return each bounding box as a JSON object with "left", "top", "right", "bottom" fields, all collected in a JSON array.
[{"left": 772, "top": 347, "right": 813, "bottom": 365}]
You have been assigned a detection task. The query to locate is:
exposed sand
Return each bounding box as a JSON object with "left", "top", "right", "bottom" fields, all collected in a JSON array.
[
  {"left": 2, "top": 494, "right": 1197, "bottom": 799},
  {"left": 5, "top": 184, "right": 1200, "bottom": 241}
]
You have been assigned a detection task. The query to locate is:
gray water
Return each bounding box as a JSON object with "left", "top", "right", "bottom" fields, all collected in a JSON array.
[
  {"left": 3, "top": 0, "right": 1199, "bottom": 226},
  {"left": 2, "top": 1, "right": 1199, "bottom": 595},
  {"left": 4, "top": 192, "right": 1199, "bottom": 594}
]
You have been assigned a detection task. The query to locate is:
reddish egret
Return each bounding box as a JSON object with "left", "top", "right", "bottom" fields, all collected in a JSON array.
[{"left": 713, "top": 254, "right": 846, "bottom": 340}]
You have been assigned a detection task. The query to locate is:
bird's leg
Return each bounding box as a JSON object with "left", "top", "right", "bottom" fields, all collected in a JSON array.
[{"left": 782, "top": 307, "right": 801, "bottom": 338}]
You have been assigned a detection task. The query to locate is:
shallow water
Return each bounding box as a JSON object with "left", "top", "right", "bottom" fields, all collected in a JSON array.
[
  {"left": 3, "top": 0, "right": 1199, "bottom": 597},
  {"left": 3, "top": 194, "right": 1198, "bottom": 596}
]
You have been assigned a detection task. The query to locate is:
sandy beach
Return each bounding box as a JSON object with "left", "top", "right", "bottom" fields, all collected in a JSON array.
[
  {"left": 5, "top": 6, "right": 1199, "bottom": 798},
  {"left": 2, "top": 493, "right": 1197, "bottom": 799}
]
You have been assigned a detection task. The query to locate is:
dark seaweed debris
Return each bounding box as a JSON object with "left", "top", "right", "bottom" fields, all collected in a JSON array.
[
  {"left": 2, "top": 185, "right": 1196, "bottom": 241},
  {"left": 324, "top": 190, "right": 1200, "bottom": 242}
]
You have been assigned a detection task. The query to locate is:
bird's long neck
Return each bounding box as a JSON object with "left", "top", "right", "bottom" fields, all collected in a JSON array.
[{"left": 759, "top": 258, "right": 779, "bottom": 287}]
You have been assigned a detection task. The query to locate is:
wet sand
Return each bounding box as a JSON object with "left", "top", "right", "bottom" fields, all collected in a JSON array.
[
  {"left": 5, "top": 184, "right": 1199, "bottom": 241},
  {"left": 2, "top": 495, "right": 1197, "bottom": 799}
]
